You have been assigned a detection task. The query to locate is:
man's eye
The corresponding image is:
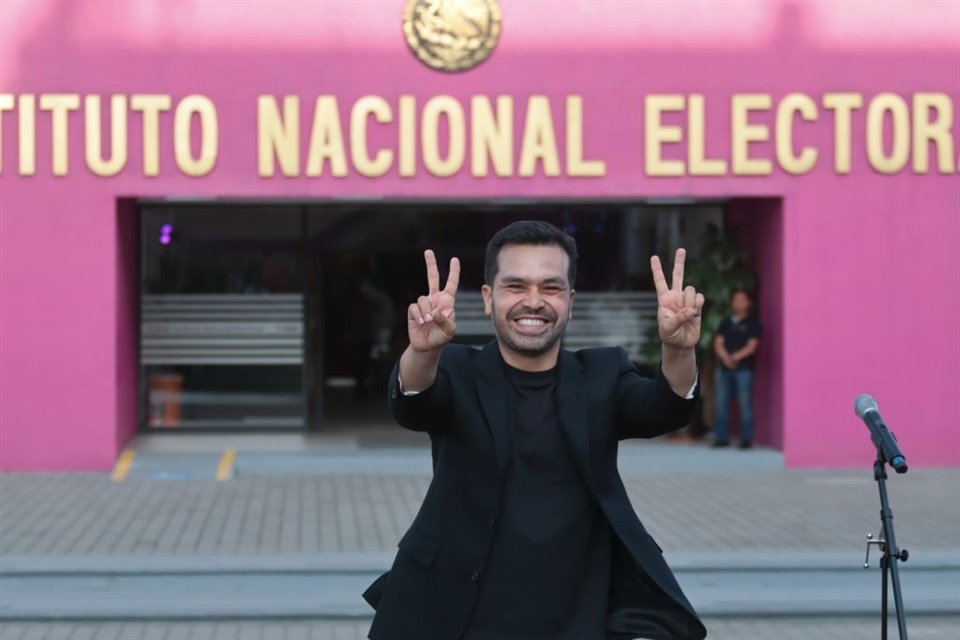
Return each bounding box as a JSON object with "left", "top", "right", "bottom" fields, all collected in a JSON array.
[
  {"left": 506, "top": 284, "right": 524, "bottom": 292},
  {"left": 543, "top": 286, "right": 561, "bottom": 293}
]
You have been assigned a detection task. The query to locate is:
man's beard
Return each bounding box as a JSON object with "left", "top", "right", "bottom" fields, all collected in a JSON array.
[{"left": 491, "top": 302, "right": 568, "bottom": 357}]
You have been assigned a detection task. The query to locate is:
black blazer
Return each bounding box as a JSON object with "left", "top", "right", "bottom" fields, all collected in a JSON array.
[{"left": 363, "top": 342, "right": 707, "bottom": 640}]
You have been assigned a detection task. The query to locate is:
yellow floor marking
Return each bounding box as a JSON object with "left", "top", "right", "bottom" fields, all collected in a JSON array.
[
  {"left": 111, "top": 449, "right": 135, "bottom": 482},
  {"left": 216, "top": 448, "right": 237, "bottom": 481}
]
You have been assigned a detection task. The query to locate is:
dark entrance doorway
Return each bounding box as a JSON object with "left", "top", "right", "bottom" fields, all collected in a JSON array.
[{"left": 138, "top": 200, "right": 728, "bottom": 437}]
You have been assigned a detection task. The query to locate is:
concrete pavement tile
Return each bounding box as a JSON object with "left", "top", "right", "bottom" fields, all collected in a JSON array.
[
  {"left": 141, "top": 622, "right": 170, "bottom": 640},
  {"left": 170, "top": 622, "right": 206, "bottom": 640},
  {"left": 20, "top": 625, "right": 46, "bottom": 640},
  {"left": 325, "top": 622, "right": 366, "bottom": 640},
  {"left": 0, "top": 622, "right": 27, "bottom": 640},
  {"left": 236, "top": 622, "right": 262, "bottom": 640},
  {"left": 66, "top": 626, "right": 97, "bottom": 640},
  {"left": 187, "top": 622, "right": 216, "bottom": 640},
  {"left": 42, "top": 623, "right": 73, "bottom": 640},
  {"left": 212, "top": 622, "right": 239, "bottom": 640},
  {"left": 120, "top": 622, "right": 147, "bottom": 640},
  {"left": 284, "top": 621, "right": 311, "bottom": 639},
  {"left": 88, "top": 623, "right": 122, "bottom": 640}
]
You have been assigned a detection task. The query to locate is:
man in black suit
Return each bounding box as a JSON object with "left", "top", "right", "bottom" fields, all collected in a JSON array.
[{"left": 364, "top": 221, "right": 707, "bottom": 640}]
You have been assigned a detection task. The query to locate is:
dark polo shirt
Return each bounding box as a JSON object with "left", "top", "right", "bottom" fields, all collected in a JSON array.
[
  {"left": 464, "top": 363, "right": 611, "bottom": 640},
  {"left": 717, "top": 314, "right": 762, "bottom": 370}
]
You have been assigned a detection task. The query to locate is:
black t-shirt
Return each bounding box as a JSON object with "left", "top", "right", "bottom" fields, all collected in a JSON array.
[
  {"left": 716, "top": 315, "right": 762, "bottom": 370},
  {"left": 465, "top": 364, "right": 611, "bottom": 640}
]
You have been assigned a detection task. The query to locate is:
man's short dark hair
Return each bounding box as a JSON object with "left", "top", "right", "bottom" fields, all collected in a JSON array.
[{"left": 484, "top": 220, "right": 578, "bottom": 286}]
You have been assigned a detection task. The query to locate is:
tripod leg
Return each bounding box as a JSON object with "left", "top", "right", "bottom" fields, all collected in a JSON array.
[
  {"left": 881, "top": 554, "right": 888, "bottom": 640},
  {"left": 888, "top": 552, "right": 910, "bottom": 639}
]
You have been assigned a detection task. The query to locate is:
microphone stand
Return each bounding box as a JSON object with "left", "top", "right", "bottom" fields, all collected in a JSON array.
[{"left": 863, "top": 452, "right": 910, "bottom": 640}]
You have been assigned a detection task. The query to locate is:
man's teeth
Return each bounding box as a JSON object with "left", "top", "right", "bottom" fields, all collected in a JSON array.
[{"left": 517, "top": 318, "right": 546, "bottom": 326}]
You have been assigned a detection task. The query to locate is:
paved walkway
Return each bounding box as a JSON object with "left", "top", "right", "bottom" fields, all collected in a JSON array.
[
  {"left": 1, "top": 440, "right": 958, "bottom": 638},
  {"left": 2, "top": 616, "right": 960, "bottom": 640},
  {"left": 1, "top": 443, "right": 957, "bottom": 557}
]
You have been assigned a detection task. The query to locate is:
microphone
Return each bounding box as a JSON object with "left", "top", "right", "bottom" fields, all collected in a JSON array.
[{"left": 854, "top": 394, "right": 908, "bottom": 473}]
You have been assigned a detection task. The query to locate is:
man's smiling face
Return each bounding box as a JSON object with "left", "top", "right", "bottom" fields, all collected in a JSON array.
[{"left": 481, "top": 243, "right": 574, "bottom": 362}]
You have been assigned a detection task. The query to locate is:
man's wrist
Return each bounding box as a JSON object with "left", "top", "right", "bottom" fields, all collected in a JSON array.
[
  {"left": 661, "top": 344, "right": 695, "bottom": 356},
  {"left": 409, "top": 343, "right": 444, "bottom": 356},
  {"left": 660, "top": 344, "right": 697, "bottom": 397},
  {"left": 398, "top": 373, "right": 423, "bottom": 396},
  {"left": 399, "top": 344, "right": 442, "bottom": 393}
]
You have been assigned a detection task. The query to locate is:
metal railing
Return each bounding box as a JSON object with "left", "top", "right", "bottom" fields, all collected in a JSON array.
[{"left": 140, "top": 294, "right": 304, "bottom": 365}]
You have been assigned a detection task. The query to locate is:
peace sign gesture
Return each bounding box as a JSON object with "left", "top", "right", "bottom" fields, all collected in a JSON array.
[
  {"left": 407, "top": 249, "right": 461, "bottom": 352},
  {"left": 651, "top": 248, "right": 705, "bottom": 350}
]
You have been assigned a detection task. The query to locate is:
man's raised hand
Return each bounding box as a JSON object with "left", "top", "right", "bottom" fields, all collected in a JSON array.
[
  {"left": 408, "top": 250, "right": 460, "bottom": 352},
  {"left": 651, "top": 248, "right": 705, "bottom": 350}
]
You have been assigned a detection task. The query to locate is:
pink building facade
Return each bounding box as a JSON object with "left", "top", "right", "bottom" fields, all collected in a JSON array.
[{"left": 1, "top": 0, "right": 958, "bottom": 471}]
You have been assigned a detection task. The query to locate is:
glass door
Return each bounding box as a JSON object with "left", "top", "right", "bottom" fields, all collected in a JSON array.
[{"left": 139, "top": 204, "right": 307, "bottom": 430}]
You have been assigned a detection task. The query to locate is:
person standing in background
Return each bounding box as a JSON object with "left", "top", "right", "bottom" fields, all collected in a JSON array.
[{"left": 712, "top": 289, "right": 761, "bottom": 449}]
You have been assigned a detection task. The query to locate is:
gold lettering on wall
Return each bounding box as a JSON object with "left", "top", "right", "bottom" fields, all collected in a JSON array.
[
  {"left": 130, "top": 95, "right": 171, "bottom": 177},
  {"left": 731, "top": 94, "right": 772, "bottom": 175},
  {"left": 399, "top": 95, "right": 417, "bottom": 177},
  {"left": 471, "top": 95, "right": 513, "bottom": 177},
  {"left": 0, "top": 91, "right": 952, "bottom": 179},
  {"left": 18, "top": 94, "right": 36, "bottom": 176},
  {"left": 173, "top": 95, "right": 217, "bottom": 177},
  {"left": 518, "top": 96, "right": 560, "bottom": 177},
  {"left": 422, "top": 96, "right": 466, "bottom": 177},
  {"left": 0, "top": 94, "right": 14, "bottom": 175},
  {"left": 39, "top": 94, "right": 80, "bottom": 176},
  {"left": 822, "top": 93, "right": 862, "bottom": 174},
  {"left": 866, "top": 93, "right": 909, "bottom": 174},
  {"left": 306, "top": 96, "right": 348, "bottom": 177},
  {"left": 566, "top": 96, "right": 605, "bottom": 177},
  {"left": 912, "top": 92, "right": 954, "bottom": 174},
  {"left": 257, "top": 95, "right": 299, "bottom": 177},
  {"left": 350, "top": 96, "right": 393, "bottom": 177},
  {"left": 775, "top": 93, "right": 818, "bottom": 175},
  {"left": 84, "top": 95, "right": 128, "bottom": 177},
  {"left": 644, "top": 95, "right": 685, "bottom": 177},
  {"left": 687, "top": 94, "right": 726, "bottom": 176}
]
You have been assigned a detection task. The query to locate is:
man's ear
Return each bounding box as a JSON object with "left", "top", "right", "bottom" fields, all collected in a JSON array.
[
  {"left": 481, "top": 284, "right": 493, "bottom": 316},
  {"left": 568, "top": 289, "right": 575, "bottom": 319}
]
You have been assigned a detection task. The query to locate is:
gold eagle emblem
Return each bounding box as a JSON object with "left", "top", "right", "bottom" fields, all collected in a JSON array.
[{"left": 403, "top": 0, "right": 502, "bottom": 73}]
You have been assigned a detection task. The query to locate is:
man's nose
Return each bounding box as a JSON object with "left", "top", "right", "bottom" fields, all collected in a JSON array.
[{"left": 525, "top": 288, "right": 545, "bottom": 308}]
